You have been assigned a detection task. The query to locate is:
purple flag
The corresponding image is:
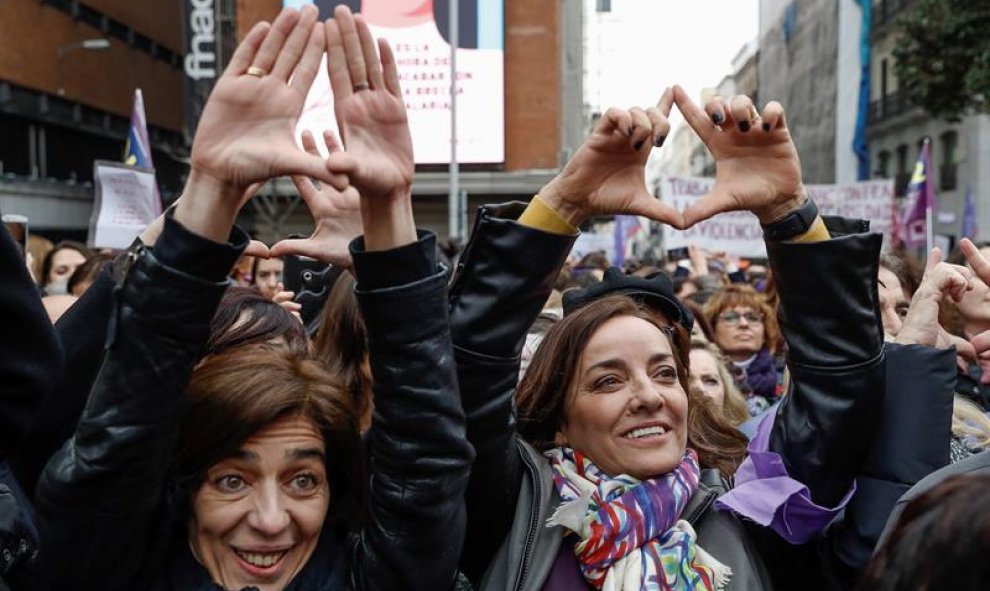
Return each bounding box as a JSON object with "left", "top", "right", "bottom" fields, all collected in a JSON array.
[
  {"left": 962, "top": 185, "right": 979, "bottom": 240},
  {"left": 612, "top": 215, "right": 640, "bottom": 267},
  {"left": 901, "top": 139, "right": 936, "bottom": 248}
]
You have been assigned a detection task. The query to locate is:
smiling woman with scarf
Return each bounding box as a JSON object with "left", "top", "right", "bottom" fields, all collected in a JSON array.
[{"left": 448, "top": 88, "right": 886, "bottom": 591}]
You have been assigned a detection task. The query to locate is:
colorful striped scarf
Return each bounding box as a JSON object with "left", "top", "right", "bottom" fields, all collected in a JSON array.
[{"left": 545, "top": 447, "right": 731, "bottom": 591}]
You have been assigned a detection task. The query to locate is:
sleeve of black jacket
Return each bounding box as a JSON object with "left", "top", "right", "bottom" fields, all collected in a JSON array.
[
  {"left": 0, "top": 223, "right": 63, "bottom": 460},
  {"left": 11, "top": 261, "right": 114, "bottom": 497},
  {"left": 768, "top": 217, "right": 886, "bottom": 508},
  {"left": 447, "top": 202, "right": 576, "bottom": 582},
  {"left": 827, "top": 342, "right": 955, "bottom": 577},
  {"left": 33, "top": 215, "right": 245, "bottom": 590},
  {"left": 348, "top": 231, "right": 475, "bottom": 591}
]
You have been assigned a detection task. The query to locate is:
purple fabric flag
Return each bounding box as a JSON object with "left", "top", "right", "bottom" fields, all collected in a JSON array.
[
  {"left": 900, "top": 139, "right": 936, "bottom": 248},
  {"left": 124, "top": 89, "right": 162, "bottom": 215},
  {"left": 612, "top": 215, "right": 640, "bottom": 267},
  {"left": 715, "top": 411, "right": 855, "bottom": 544},
  {"left": 962, "top": 185, "right": 979, "bottom": 240}
]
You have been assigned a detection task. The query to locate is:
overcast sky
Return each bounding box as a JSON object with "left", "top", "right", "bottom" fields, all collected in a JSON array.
[{"left": 585, "top": 0, "right": 760, "bottom": 134}]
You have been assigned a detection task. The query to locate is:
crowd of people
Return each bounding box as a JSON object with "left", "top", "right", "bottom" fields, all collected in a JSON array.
[{"left": 3, "top": 4, "right": 990, "bottom": 590}]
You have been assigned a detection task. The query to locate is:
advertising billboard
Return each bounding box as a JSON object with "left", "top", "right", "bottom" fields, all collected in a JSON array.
[{"left": 284, "top": 0, "right": 505, "bottom": 164}]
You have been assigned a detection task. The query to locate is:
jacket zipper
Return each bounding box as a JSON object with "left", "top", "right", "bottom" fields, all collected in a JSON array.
[
  {"left": 685, "top": 487, "right": 718, "bottom": 526},
  {"left": 513, "top": 448, "right": 542, "bottom": 591}
]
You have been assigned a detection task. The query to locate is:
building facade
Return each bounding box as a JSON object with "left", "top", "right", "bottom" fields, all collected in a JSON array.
[
  {"left": 0, "top": 0, "right": 189, "bottom": 239},
  {"left": 866, "top": 0, "right": 990, "bottom": 241}
]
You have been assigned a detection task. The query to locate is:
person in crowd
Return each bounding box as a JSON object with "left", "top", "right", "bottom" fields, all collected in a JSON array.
[
  {"left": 67, "top": 252, "right": 113, "bottom": 297},
  {"left": 40, "top": 293, "right": 77, "bottom": 324},
  {"left": 449, "top": 85, "right": 887, "bottom": 591},
  {"left": 311, "top": 272, "right": 375, "bottom": 432},
  {"left": 861, "top": 473, "right": 990, "bottom": 590},
  {"left": 252, "top": 255, "right": 285, "bottom": 300},
  {"left": 38, "top": 240, "right": 90, "bottom": 296},
  {"left": 877, "top": 252, "right": 918, "bottom": 335},
  {"left": 0, "top": 218, "right": 64, "bottom": 590},
  {"left": 206, "top": 286, "right": 310, "bottom": 358},
  {"left": 682, "top": 298, "right": 714, "bottom": 342},
  {"left": 943, "top": 240, "right": 990, "bottom": 409},
  {"left": 704, "top": 284, "right": 783, "bottom": 413},
  {"left": 32, "top": 7, "right": 473, "bottom": 590},
  {"left": 690, "top": 338, "right": 751, "bottom": 427}
]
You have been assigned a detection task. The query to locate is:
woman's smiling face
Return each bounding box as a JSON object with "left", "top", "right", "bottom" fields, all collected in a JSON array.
[
  {"left": 556, "top": 315, "right": 689, "bottom": 479},
  {"left": 190, "top": 415, "right": 329, "bottom": 591}
]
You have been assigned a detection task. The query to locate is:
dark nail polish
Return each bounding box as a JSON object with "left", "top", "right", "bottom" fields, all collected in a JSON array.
[
  {"left": 654, "top": 135, "right": 666, "bottom": 148},
  {"left": 711, "top": 112, "right": 724, "bottom": 125},
  {"left": 738, "top": 120, "right": 751, "bottom": 132},
  {"left": 762, "top": 122, "right": 771, "bottom": 132},
  {"left": 634, "top": 140, "right": 645, "bottom": 151}
]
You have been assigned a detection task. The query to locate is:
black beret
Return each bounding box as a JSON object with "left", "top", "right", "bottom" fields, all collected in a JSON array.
[{"left": 562, "top": 266, "right": 694, "bottom": 332}]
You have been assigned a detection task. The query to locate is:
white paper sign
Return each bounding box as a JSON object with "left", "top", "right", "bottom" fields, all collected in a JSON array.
[
  {"left": 89, "top": 161, "right": 160, "bottom": 249},
  {"left": 659, "top": 177, "right": 896, "bottom": 257}
]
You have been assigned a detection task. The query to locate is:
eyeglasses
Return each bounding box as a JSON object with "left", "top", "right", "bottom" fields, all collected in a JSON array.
[{"left": 718, "top": 310, "right": 764, "bottom": 326}]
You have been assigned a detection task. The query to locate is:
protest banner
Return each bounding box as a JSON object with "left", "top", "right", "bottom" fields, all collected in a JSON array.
[
  {"left": 659, "top": 176, "right": 896, "bottom": 257},
  {"left": 88, "top": 161, "right": 159, "bottom": 250}
]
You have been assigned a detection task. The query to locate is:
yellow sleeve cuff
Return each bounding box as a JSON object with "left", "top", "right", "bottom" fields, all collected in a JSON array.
[
  {"left": 518, "top": 195, "right": 579, "bottom": 236},
  {"left": 789, "top": 216, "right": 831, "bottom": 243}
]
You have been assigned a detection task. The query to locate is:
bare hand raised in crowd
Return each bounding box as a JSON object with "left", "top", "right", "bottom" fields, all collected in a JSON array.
[
  {"left": 960, "top": 239, "right": 990, "bottom": 361},
  {"left": 324, "top": 6, "right": 414, "bottom": 203},
  {"left": 324, "top": 6, "right": 415, "bottom": 250},
  {"left": 270, "top": 130, "right": 362, "bottom": 268},
  {"left": 673, "top": 86, "right": 806, "bottom": 227},
  {"left": 179, "top": 6, "right": 347, "bottom": 242},
  {"left": 539, "top": 88, "right": 682, "bottom": 227},
  {"left": 895, "top": 248, "right": 975, "bottom": 362}
]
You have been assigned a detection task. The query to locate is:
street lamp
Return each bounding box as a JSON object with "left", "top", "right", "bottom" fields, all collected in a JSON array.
[{"left": 57, "top": 38, "right": 111, "bottom": 96}]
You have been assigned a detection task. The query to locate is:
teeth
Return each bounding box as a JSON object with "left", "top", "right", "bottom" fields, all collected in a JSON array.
[
  {"left": 235, "top": 549, "right": 286, "bottom": 568},
  {"left": 626, "top": 426, "right": 665, "bottom": 439}
]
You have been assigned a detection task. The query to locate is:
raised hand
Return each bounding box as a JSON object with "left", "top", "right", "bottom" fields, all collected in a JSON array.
[
  {"left": 673, "top": 86, "right": 806, "bottom": 228},
  {"left": 896, "top": 248, "right": 974, "bottom": 359},
  {"left": 178, "top": 6, "right": 347, "bottom": 242},
  {"left": 539, "top": 88, "right": 682, "bottom": 228},
  {"left": 270, "top": 130, "right": 362, "bottom": 268},
  {"left": 324, "top": 5, "right": 416, "bottom": 251},
  {"left": 324, "top": 6, "right": 414, "bottom": 203}
]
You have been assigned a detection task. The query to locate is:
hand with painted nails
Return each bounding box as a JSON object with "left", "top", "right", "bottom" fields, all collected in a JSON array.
[
  {"left": 537, "top": 88, "right": 682, "bottom": 228},
  {"left": 324, "top": 5, "right": 415, "bottom": 251},
  {"left": 270, "top": 129, "right": 362, "bottom": 268},
  {"left": 673, "top": 86, "right": 806, "bottom": 228},
  {"left": 180, "top": 6, "right": 347, "bottom": 243}
]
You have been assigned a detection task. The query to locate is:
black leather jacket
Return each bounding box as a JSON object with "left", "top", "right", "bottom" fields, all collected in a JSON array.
[
  {"left": 449, "top": 205, "right": 885, "bottom": 590},
  {"left": 32, "top": 219, "right": 473, "bottom": 591}
]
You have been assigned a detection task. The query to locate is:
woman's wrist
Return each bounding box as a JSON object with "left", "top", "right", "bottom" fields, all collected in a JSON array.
[
  {"left": 538, "top": 177, "right": 586, "bottom": 228},
  {"left": 359, "top": 188, "right": 417, "bottom": 252},
  {"left": 174, "top": 170, "right": 242, "bottom": 244}
]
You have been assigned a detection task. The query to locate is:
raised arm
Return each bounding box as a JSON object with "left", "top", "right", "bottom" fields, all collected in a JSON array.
[
  {"left": 34, "top": 8, "right": 335, "bottom": 587},
  {"left": 672, "top": 87, "right": 885, "bottom": 533},
  {"left": 309, "top": 8, "right": 473, "bottom": 590}
]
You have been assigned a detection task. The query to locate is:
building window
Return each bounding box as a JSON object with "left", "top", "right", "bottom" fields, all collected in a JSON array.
[
  {"left": 596, "top": 0, "right": 611, "bottom": 13},
  {"left": 875, "top": 150, "right": 891, "bottom": 178},
  {"left": 940, "top": 130, "right": 958, "bottom": 191}
]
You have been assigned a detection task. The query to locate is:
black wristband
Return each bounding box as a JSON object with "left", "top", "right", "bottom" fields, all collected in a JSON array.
[{"left": 761, "top": 198, "right": 819, "bottom": 241}]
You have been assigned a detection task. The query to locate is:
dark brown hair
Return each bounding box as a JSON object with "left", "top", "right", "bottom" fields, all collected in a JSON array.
[
  {"left": 40, "top": 240, "right": 92, "bottom": 287},
  {"left": 67, "top": 252, "right": 113, "bottom": 296},
  {"left": 859, "top": 474, "right": 990, "bottom": 590},
  {"left": 516, "top": 295, "right": 747, "bottom": 476},
  {"left": 312, "top": 272, "right": 373, "bottom": 429},
  {"left": 207, "top": 286, "right": 309, "bottom": 357},
  {"left": 704, "top": 284, "right": 782, "bottom": 355},
  {"left": 174, "top": 346, "right": 362, "bottom": 530}
]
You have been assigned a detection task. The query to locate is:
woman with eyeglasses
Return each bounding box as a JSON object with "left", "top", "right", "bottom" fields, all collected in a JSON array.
[{"left": 704, "top": 284, "right": 783, "bottom": 414}]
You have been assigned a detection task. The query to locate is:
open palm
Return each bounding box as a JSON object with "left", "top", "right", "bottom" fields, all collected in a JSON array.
[
  {"left": 324, "top": 10, "right": 413, "bottom": 202},
  {"left": 190, "top": 6, "right": 338, "bottom": 197}
]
